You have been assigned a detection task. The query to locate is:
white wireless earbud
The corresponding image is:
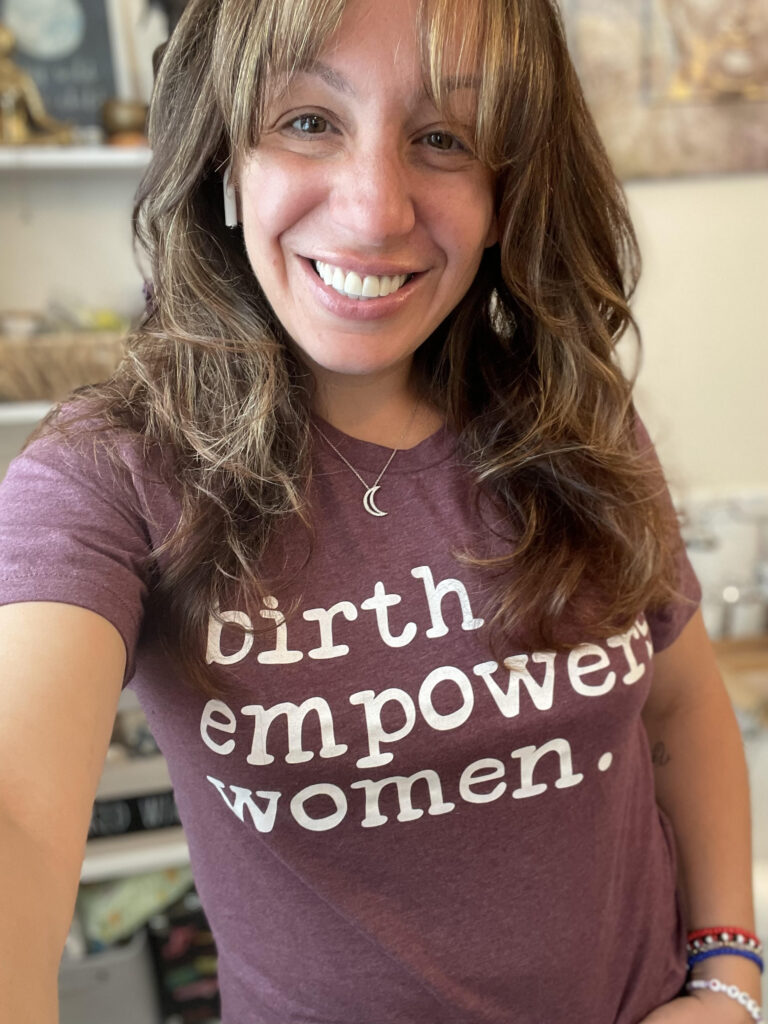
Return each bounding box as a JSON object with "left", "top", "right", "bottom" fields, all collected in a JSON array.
[{"left": 222, "top": 165, "right": 238, "bottom": 228}]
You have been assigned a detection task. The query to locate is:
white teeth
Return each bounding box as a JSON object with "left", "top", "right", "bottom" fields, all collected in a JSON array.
[
  {"left": 362, "top": 275, "right": 380, "bottom": 298},
  {"left": 345, "top": 271, "right": 363, "bottom": 297},
  {"left": 314, "top": 260, "right": 409, "bottom": 300}
]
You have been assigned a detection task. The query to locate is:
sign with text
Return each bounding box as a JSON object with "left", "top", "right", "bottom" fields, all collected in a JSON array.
[{"left": 2, "top": 0, "right": 117, "bottom": 128}]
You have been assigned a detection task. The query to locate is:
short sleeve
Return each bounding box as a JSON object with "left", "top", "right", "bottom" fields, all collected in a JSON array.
[
  {"left": 645, "top": 554, "right": 701, "bottom": 654},
  {"left": 633, "top": 413, "right": 702, "bottom": 654},
  {"left": 0, "top": 428, "right": 153, "bottom": 682}
]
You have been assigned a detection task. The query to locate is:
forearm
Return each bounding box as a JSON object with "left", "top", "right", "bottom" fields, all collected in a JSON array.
[
  {"left": 645, "top": 681, "right": 754, "bottom": 929},
  {"left": 0, "top": 810, "right": 82, "bottom": 1024},
  {"left": 0, "top": 605, "right": 126, "bottom": 1022},
  {"left": 644, "top": 681, "right": 760, "bottom": 1002}
]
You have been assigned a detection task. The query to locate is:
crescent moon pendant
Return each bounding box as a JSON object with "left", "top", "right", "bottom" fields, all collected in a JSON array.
[{"left": 363, "top": 485, "right": 388, "bottom": 517}]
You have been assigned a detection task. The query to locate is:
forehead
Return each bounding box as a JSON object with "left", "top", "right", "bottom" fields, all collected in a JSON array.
[{"left": 267, "top": 0, "right": 484, "bottom": 104}]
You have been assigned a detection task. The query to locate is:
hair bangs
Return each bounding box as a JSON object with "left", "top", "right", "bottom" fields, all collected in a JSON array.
[
  {"left": 214, "top": 0, "right": 345, "bottom": 161},
  {"left": 417, "top": 0, "right": 532, "bottom": 170}
]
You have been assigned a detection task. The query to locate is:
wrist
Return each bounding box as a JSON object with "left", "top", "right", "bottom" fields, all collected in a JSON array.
[
  {"left": 689, "top": 953, "right": 763, "bottom": 1000},
  {"left": 687, "top": 979, "right": 763, "bottom": 1023},
  {"left": 686, "top": 925, "right": 764, "bottom": 1012},
  {"left": 688, "top": 954, "right": 764, "bottom": 1022}
]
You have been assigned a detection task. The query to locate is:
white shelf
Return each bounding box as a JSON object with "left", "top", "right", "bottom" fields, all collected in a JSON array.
[
  {"left": 0, "top": 145, "right": 151, "bottom": 171},
  {"left": 81, "top": 827, "right": 189, "bottom": 883},
  {"left": 0, "top": 401, "right": 52, "bottom": 425},
  {"left": 96, "top": 754, "right": 173, "bottom": 801}
]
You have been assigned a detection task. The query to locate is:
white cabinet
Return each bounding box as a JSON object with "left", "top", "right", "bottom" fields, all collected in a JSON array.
[
  {"left": 0, "top": 145, "right": 150, "bottom": 329},
  {"left": 0, "top": 145, "right": 149, "bottom": 470},
  {"left": 0, "top": 401, "right": 49, "bottom": 475},
  {"left": 0, "top": 146, "right": 151, "bottom": 171}
]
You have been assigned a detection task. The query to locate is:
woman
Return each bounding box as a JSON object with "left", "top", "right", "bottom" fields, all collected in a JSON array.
[{"left": 0, "top": 0, "right": 760, "bottom": 1021}]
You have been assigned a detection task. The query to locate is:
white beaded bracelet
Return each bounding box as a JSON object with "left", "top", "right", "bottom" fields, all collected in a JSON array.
[{"left": 686, "top": 978, "right": 764, "bottom": 1022}]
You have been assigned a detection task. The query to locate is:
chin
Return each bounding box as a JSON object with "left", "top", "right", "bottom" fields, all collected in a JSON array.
[
  {"left": 313, "top": 357, "right": 405, "bottom": 378},
  {"left": 300, "top": 342, "right": 420, "bottom": 380}
]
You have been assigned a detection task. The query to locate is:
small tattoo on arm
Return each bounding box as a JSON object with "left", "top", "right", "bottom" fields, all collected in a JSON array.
[{"left": 651, "top": 741, "right": 672, "bottom": 766}]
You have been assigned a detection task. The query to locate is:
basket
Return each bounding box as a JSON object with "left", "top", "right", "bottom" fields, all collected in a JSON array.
[{"left": 0, "top": 331, "right": 125, "bottom": 402}]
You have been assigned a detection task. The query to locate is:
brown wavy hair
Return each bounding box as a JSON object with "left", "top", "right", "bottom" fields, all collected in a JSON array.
[{"left": 43, "top": 0, "right": 682, "bottom": 689}]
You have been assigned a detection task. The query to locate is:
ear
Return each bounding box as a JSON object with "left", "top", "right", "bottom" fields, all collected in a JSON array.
[
  {"left": 223, "top": 165, "right": 239, "bottom": 228},
  {"left": 484, "top": 214, "right": 499, "bottom": 248}
]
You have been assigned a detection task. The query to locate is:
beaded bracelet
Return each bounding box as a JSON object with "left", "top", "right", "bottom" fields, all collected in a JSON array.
[
  {"left": 688, "top": 928, "right": 763, "bottom": 955},
  {"left": 687, "top": 947, "right": 765, "bottom": 973},
  {"left": 688, "top": 928, "right": 761, "bottom": 945},
  {"left": 686, "top": 978, "right": 763, "bottom": 1022},
  {"left": 688, "top": 940, "right": 765, "bottom": 958},
  {"left": 689, "top": 942, "right": 766, "bottom": 959}
]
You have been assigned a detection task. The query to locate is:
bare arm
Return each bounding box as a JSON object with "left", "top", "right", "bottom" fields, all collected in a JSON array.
[
  {"left": 0, "top": 602, "right": 125, "bottom": 1024},
  {"left": 640, "top": 609, "right": 759, "bottom": 1022}
]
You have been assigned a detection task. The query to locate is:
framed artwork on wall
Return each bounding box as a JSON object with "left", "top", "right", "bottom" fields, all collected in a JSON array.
[
  {"left": 560, "top": 0, "right": 768, "bottom": 178},
  {"left": 0, "top": 0, "right": 118, "bottom": 128},
  {"left": 105, "top": 0, "right": 168, "bottom": 106}
]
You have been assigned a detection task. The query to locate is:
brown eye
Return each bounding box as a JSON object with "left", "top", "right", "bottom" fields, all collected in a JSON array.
[{"left": 424, "top": 131, "right": 461, "bottom": 151}]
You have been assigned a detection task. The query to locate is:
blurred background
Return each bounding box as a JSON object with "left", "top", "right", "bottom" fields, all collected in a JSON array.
[{"left": 0, "top": 1, "right": 766, "bottom": 1022}]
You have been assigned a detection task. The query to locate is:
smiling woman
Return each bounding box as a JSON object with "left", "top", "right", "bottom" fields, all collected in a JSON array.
[
  {"left": 236, "top": 0, "right": 497, "bottom": 387},
  {"left": 0, "top": 1, "right": 760, "bottom": 1023}
]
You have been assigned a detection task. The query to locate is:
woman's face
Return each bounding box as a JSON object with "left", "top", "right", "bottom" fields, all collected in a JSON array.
[{"left": 237, "top": 0, "right": 497, "bottom": 391}]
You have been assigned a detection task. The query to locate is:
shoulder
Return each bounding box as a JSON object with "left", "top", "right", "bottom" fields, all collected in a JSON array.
[
  {"left": 16, "top": 398, "right": 174, "bottom": 502},
  {"left": 1, "top": 398, "right": 181, "bottom": 559},
  {"left": 0, "top": 400, "right": 178, "bottom": 680}
]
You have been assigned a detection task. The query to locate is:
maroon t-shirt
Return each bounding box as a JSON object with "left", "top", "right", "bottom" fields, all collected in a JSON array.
[{"left": 0, "top": 416, "right": 700, "bottom": 1024}]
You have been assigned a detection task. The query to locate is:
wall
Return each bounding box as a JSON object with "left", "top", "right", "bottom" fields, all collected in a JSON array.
[
  {"left": 0, "top": 163, "right": 144, "bottom": 472},
  {"left": 626, "top": 172, "right": 768, "bottom": 498},
  {"left": 0, "top": 166, "right": 146, "bottom": 319}
]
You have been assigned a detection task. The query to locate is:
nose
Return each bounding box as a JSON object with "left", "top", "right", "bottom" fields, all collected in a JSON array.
[{"left": 329, "top": 146, "right": 416, "bottom": 245}]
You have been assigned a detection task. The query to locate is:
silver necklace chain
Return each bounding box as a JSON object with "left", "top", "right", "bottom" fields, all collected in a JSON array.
[{"left": 314, "top": 404, "right": 419, "bottom": 517}]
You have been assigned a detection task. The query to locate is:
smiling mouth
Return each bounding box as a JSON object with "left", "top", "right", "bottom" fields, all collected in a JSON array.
[{"left": 312, "top": 260, "right": 415, "bottom": 300}]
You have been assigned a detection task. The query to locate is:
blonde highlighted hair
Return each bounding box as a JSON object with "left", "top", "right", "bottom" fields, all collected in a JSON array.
[{"left": 42, "top": 0, "right": 681, "bottom": 689}]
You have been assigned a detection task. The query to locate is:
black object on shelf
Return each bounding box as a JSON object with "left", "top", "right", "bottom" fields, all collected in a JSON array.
[
  {"left": 88, "top": 790, "right": 180, "bottom": 839},
  {"left": 147, "top": 888, "right": 220, "bottom": 1024}
]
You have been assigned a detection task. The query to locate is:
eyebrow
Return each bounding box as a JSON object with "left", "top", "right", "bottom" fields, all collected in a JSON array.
[
  {"left": 302, "top": 61, "right": 356, "bottom": 96},
  {"left": 298, "top": 61, "right": 481, "bottom": 99}
]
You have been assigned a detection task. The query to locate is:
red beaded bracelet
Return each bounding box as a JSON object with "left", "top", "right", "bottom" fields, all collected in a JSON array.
[
  {"left": 688, "top": 927, "right": 761, "bottom": 945},
  {"left": 688, "top": 937, "right": 763, "bottom": 954}
]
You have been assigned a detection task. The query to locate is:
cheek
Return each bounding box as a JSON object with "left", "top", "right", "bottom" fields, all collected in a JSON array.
[
  {"left": 240, "top": 159, "right": 325, "bottom": 255},
  {"left": 435, "top": 176, "right": 496, "bottom": 258},
  {"left": 439, "top": 204, "right": 496, "bottom": 276}
]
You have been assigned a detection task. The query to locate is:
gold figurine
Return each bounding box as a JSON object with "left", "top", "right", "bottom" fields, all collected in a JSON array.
[{"left": 0, "top": 23, "right": 73, "bottom": 144}]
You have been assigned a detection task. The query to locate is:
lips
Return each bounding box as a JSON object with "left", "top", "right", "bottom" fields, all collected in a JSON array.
[{"left": 313, "top": 259, "right": 413, "bottom": 300}]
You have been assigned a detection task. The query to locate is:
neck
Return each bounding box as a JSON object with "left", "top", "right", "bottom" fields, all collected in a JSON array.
[{"left": 312, "top": 366, "right": 443, "bottom": 449}]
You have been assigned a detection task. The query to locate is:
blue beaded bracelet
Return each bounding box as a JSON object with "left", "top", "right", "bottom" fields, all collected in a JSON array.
[{"left": 687, "top": 947, "right": 765, "bottom": 973}]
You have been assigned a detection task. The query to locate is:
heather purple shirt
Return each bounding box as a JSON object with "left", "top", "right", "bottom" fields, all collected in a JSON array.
[{"left": 0, "top": 415, "right": 700, "bottom": 1024}]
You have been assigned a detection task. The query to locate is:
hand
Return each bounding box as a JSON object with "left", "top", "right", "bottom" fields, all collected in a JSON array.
[{"left": 638, "top": 991, "right": 752, "bottom": 1023}]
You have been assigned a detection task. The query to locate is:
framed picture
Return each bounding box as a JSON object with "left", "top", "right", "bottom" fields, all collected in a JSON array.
[
  {"left": 0, "top": 0, "right": 118, "bottom": 128},
  {"left": 105, "top": 0, "right": 168, "bottom": 107},
  {"left": 560, "top": 0, "right": 768, "bottom": 178}
]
